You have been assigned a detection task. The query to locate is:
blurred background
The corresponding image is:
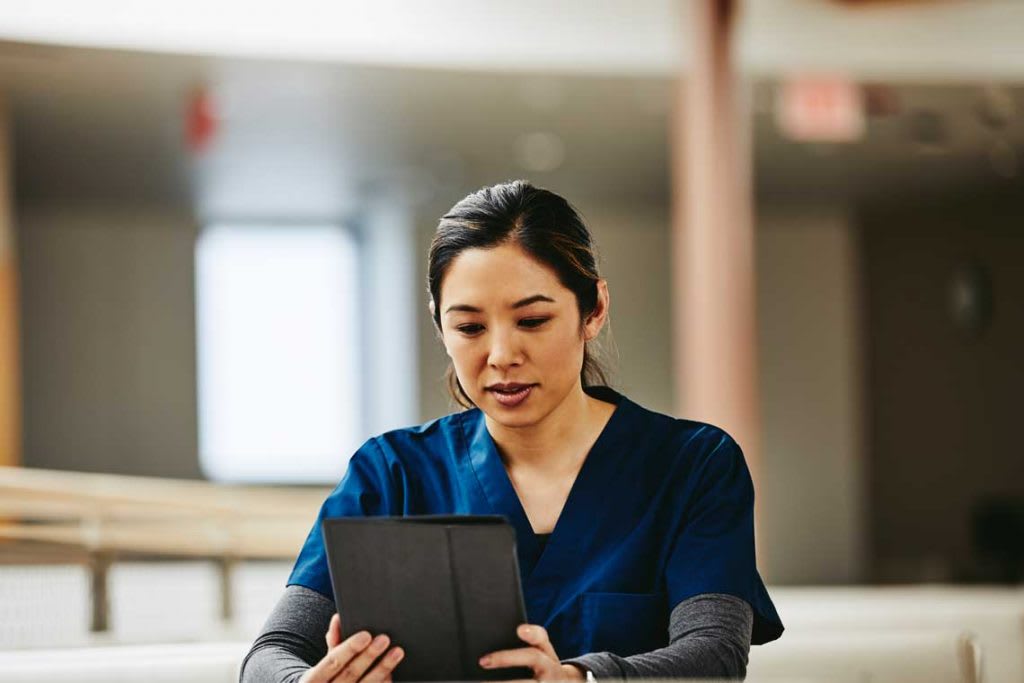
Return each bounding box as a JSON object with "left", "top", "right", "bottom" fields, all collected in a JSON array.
[{"left": 0, "top": 1, "right": 1022, "bottom": 680}]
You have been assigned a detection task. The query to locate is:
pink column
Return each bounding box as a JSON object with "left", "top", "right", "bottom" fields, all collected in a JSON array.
[{"left": 671, "top": 0, "right": 761, "bottom": 512}]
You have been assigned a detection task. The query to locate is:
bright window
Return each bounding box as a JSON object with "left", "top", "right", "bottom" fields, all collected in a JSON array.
[{"left": 195, "top": 224, "right": 361, "bottom": 483}]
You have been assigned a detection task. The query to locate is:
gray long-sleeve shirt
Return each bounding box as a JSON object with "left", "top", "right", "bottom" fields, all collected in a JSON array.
[{"left": 239, "top": 586, "right": 753, "bottom": 681}]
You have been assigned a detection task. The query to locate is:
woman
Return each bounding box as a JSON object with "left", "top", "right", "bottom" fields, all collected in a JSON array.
[{"left": 241, "top": 181, "right": 783, "bottom": 682}]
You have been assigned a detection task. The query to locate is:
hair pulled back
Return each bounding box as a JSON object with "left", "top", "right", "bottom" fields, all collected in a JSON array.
[{"left": 428, "top": 180, "right": 609, "bottom": 408}]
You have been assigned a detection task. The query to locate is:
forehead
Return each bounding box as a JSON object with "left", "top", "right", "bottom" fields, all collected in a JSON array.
[{"left": 440, "top": 243, "right": 567, "bottom": 307}]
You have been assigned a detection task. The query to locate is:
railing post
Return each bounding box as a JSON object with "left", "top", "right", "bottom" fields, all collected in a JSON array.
[
  {"left": 89, "top": 551, "right": 113, "bottom": 632},
  {"left": 219, "top": 555, "right": 236, "bottom": 622}
]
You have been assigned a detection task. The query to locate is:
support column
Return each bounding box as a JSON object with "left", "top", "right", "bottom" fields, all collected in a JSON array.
[
  {"left": 0, "top": 93, "right": 20, "bottom": 469},
  {"left": 671, "top": 1, "right": 762, "bottom": 512}
]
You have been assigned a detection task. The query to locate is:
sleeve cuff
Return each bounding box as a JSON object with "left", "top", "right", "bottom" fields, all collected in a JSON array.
[{"left": 562, "top": 652, "right": 623, "bottom": 680}]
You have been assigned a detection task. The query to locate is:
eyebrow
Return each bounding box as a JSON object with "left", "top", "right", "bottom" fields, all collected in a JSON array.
[{"left": 445, "top": 294, "right": 556, "bottom": 315}]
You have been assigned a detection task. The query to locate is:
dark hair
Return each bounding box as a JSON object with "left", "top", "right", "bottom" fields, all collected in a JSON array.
[{"left": 428, "top": 180, "right": 610, "bottom": 408}]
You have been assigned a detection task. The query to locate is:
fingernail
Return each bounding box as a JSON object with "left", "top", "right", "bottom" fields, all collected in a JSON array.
[
  {"left": 355, "top": 631, "right": 372, "bottom": 648},
  {"left": 372, "top": 635, "right": 390, "bottom": 651},
  {"left": 479, "top": 656, "right": 492, "bottom": 667},
  {"left": 390, "top": 648, "right": 405, "bottom": 663},
  {"left": 518, "top": 625, "right": 532, "bottom": 636}
]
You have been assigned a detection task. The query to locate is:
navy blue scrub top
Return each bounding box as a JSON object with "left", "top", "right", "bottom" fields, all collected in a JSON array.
[{"left": 288, "top": 386, "right": 784, "bottom": 659}]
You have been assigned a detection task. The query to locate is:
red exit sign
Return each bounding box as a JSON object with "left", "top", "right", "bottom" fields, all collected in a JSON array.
[{"left": 775, "top": 76, "right": 865, "bottom": 143}]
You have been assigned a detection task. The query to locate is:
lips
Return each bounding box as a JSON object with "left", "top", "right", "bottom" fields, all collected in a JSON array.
[
  {"left": 486, "top": 383, "right": 536, "bottom": 408},
  {"left": 487, "top": 383, "right": 534, "bottom": 392}
]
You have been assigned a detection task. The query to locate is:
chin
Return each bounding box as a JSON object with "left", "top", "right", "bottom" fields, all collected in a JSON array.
[{"left": 487, "top": 413, "right": 542, "bottom": 431}]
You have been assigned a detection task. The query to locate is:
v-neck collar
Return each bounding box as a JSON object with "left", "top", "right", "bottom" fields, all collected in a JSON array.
[{"left": 457, "top": 386, "right": 636, "bottom": 616}]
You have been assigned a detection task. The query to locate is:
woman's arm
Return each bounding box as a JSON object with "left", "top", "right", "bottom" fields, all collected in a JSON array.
[
  {"left": 240, "top": 588, "right": 753, "bottom": 682},
  {"left": 239, "top": 585, "right": 335, "bottom": 683},
  {"left": 563, "top": 593, "right": 754, "bottom": 680}
]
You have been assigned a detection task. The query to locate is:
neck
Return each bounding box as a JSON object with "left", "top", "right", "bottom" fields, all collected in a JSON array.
[{"left": 485, "top": 385, "right": 613, "bottom": 475}]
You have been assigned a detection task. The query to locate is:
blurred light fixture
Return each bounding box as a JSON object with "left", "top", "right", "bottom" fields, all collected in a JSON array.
[
  {"left": 195, "top": 224, "right": 362, "bottom": 483},
  {"left": 514, "top": 132, "right": 566, "bottom": 173}
]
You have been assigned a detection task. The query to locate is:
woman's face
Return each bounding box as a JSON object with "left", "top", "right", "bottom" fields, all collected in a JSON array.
[{"left": 436, "top": 241, "right": 607, "bottom": 428}]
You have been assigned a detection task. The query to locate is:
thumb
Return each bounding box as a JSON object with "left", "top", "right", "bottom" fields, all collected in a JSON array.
[{"left": 326, "top": 613, "right": 341, "bottom": 649}]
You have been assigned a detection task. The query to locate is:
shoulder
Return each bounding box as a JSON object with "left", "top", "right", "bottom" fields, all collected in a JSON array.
[
  {"left": 623, "top": 395, "right": 741, "bottom": 460},
  {"left": 335, "top": 410, "right": 474, "bottom": 494},
  {"left": 358, "top": 408, "right": 479, "bottom": 467},
  {"left": 620, "top": 395, "right": 748, "bottom": 482}
]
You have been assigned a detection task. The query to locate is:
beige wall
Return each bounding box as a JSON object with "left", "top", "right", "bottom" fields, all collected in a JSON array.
[
  {"left": 18, "top": 205, "right": 201, "bottom": 478},
  {"left": 578, "top": 199, "right": 674, "bottom": 416},
  {"left": 756, "top": 203, "right": 867, "bottom": 584}
]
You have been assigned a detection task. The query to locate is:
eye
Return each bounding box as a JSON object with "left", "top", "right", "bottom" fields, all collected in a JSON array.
[
  {"left": 455, "top": 323, "right": 484, "bottom": 336},
  {"left": 519, "top": 317, "right": 549, "bottom": 329}
]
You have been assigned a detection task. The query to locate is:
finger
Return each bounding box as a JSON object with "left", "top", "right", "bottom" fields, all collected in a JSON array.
[
  {"left": 516, "top": 624, "right": 558, "bottom": 660},
  {"left": 479, "top": 646, "right": 547, "bottom": 673},
  {"left": 328, "top": 633, "right": 393, "bottom": 683},
  {"left": 306, "top": 630, "right": 372, "bottom": 682},
  {"left": 354, "top": 646, "right": 405, "bottom": 683},
  {"left": 326, "top": 614, "right": 341, "bottom": 649}
]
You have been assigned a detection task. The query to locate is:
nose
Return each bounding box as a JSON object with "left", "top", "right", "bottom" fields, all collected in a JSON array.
[{"left": 487, "top": 326, "right": 524, "bottom": 369}]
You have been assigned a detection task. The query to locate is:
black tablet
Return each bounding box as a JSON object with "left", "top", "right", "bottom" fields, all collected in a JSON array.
[{"left": 321, "top": 515, "right": 532, "bottom": 681}]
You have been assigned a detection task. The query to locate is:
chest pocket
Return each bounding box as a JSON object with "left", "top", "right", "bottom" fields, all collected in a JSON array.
[{"left": 579, "top": 592, "right": 669, "bottom": 657}]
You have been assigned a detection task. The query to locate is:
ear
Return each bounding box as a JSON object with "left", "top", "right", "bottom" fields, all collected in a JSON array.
[
  {"left": 583, "top": 280, "right": 610, "bottom": 341},
  {"left": 429, "top": 299, "right": 453, "bottom": 356}
]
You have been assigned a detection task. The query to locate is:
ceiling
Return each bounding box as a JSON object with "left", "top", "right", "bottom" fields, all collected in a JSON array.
[
  {"left": 1, "top": 43, "right": 673, "bottom": 214},
  {"left": 3, "top": 1, "right": 1024, "bottom": 81},
  {"left": 0, "top": 41, "right": 1021, "bottom": 216}
]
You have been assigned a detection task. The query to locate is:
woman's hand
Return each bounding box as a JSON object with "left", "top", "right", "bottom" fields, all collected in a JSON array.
[
  {"left": 479, "top": 624, "right": 585, "bottom": 682},
  {"left": 299, "top": 613, "right": 405, "bottom": 683}
]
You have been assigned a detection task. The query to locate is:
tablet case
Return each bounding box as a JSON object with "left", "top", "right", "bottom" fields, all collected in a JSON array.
[{"left": 321, "top": 515, "right": 533, "bottom": 681}]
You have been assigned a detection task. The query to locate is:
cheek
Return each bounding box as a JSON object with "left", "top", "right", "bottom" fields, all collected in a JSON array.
[
  {"left": 445, "top": 337, "right": 483, "bottom": 369},
  {"left": 536, "top": 327, "right": 586, "bottom": 368}
]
